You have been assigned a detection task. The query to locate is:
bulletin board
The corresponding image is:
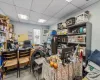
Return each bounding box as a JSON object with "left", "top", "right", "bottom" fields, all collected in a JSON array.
[{"left": 18, "top": 33, "right": 28, "bottom": 42}]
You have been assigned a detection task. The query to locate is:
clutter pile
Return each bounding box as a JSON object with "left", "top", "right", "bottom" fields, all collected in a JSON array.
[
  {"left": 42, "top": 55, "right": 82, "bottom": 80},
  {"left": 83, "top": 50, "right": 100, "bottom": 80}
]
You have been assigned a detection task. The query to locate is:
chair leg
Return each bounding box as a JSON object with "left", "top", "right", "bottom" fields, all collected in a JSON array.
[
  {"left": 19, "top": 66, "right": 20, "bottom": 77},
  {"left": 17, "top": 66, "right": 18, "bottom": 78},
  {"left": 30, "top": 63, "right": 31, "bottom": 72}
]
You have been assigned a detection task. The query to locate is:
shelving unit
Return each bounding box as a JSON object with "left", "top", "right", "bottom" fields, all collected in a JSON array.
[
  {"left": 0, "top": 14, "right": 15, "bottom": 51},
  {"left": 56, "top": 22, "right": 92, "bottom": 77},
  {"left": 68, "top": 22, "right": 92, "bottom": 60}
]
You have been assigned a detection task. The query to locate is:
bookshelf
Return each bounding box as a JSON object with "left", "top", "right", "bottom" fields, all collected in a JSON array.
[{"left": 0, "top": 14, "right": 14, "bottom": 51}]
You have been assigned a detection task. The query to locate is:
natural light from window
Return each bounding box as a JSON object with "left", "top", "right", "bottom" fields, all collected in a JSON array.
[{"left": 33, "top": 29, "right": 40, "bottom": 44}]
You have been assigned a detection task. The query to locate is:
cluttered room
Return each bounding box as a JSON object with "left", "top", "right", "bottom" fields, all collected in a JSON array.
[{"left": 0, "top": 0, "right": 100, "bottom": 80}]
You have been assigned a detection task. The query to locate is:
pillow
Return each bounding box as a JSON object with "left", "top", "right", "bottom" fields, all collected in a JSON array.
[{"left": 88, "top": 49, "right": 100, "bottom": 66}]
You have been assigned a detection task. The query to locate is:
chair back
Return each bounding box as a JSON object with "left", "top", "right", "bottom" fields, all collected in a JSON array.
[
  {"left": 19, "top": 48, "right": 31, "bottom": 58},
  {"left": 2, "top": 50, "right": 18, "bottom": 61},
  {"left": 23, "top": 40, "right": 32, "bottom": 48}
]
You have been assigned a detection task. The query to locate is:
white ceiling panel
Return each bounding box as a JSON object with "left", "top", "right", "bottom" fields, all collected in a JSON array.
[
  {"left": 20, "top": 20, "right": 30, "bottom": 24},
  {"left": 71, "top": 0, "right": 89, "bottom": 8},
  {"left": 29, "top": 20, "right": 38, "bottom": 24},
  {"left": 16, "top": 7, "right": 30, "bottom": 21},
  {"left": 30, "top": 11, "right": 51, "bottom": 22},
  {"left": 0, "top": 0, "right": 13, "bottom": 5},
  {"left": 81, "top": 0, "right": 100, "bottom": 9},
  {"left": 43, "top": 0, "right": 68, "bottom": 16},
  {"left": 54, "top": 4, "right": 78, "bottom": 18},
  {"left": 14, "top": 0, "right": 32, "bottom": 9},
  {"left": 0, "top": 2, "right": 19, "bottom": 21},
  {"left": 46, "top": 18, "right": 58, "bottom": 25},
  {"left": 31, "top": 0, "right": 52, "bottom": 13}
]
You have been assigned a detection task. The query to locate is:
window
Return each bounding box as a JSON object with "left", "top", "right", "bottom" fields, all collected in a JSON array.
[{"left": 33, "top": 29, "right": 40, "bottom": 44}]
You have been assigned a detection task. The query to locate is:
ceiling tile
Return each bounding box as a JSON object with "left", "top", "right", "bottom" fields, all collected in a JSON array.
[
  {"left": 46, "top": 18, "right": 58, "bottom": 25},
  {"left": 31, "top": 0, "right": 52, "bottom": 13},
  {"left": 0, "top": 2, "right": 19, "bottom": 21},
  {"left": 43, "top": 0, "right": 68, "bottom": 16},
  {"left": 81, "top": 0, "right": 100, "bottom": 9},
  {"left": 71, "top": 0, "right": 89, "bottom": 7},
  {"left": 20, "top": 20, "right": 30, "bottom": 23},
  {"left": 30, "top": 11, "right": 51, "bottom": 22},
  {"left": 16, "top": 7, "right": 30, "bottom": 21},
  {"left": 29, "top": 20, "right": 38, "bottom": 24},
  {"left": 0, "top": 0, "right": 13, "bottom": 5},
  {"left": 54, "top": 4, "right": 78, "bottom": 19},
  {"left": 14, "top": 0, "right": 32, "bottom": 9}
]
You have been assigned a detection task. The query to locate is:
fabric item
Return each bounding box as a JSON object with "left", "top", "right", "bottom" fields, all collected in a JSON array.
[
  {"left": 85, "top": 61, "right": 100, "bottom": 73},
  {"left": 69, "top": 63, "right": 73, "bottom": 80},
  {"left": 82, "top": 77, "right": 88, "bottom": 80},
  {"left": 88, "top": 61, "right": 100, "bottom": 71},
  {"left": 73, "top": 61, "right": 82, "bottom": 77},
  {"left": 86, "top": 69, "right": 100, "bottom": 80},
  {"left": 42, "top": 59, "right": 82, "bottom": 80},
  {"left": 88, "top": 50, "right": 100, "bottom": 66}
]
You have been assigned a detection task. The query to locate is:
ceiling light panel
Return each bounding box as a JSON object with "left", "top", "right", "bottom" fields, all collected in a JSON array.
[
  {"left": 38, "top": 19, "right": 46, "bottom": 23},
  {"left": 66, "top": 0, "right": 72, "bottom": 2},
  {"left": 18, "top": 14, "right": 29, "bottom": 20},
  {"left": 16, "top": 7, "right": 30, "bottom": 21}
]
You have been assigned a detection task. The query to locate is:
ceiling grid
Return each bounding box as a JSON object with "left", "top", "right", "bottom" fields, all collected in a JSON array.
[{"left": 0, "top": 0, "right": 99, "bottom": 26}]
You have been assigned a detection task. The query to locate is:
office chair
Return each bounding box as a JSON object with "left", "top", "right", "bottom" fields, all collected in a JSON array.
[{"left": 23, "top": 40, "right": 32, "bottom": 48}]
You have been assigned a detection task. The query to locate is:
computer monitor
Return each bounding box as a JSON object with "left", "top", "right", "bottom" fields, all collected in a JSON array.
[{"left": 61, "top": 47, "right": 73, "bottom": 64}]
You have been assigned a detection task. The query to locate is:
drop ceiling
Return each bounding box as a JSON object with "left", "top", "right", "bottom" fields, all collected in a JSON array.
[{"left": 0, "top": 0, "right": 99, "bottom": 26}]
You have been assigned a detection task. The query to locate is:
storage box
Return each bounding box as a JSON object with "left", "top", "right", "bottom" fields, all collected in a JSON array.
[{"left": 76, "top": 12, "right": 89, "bottom": 23}]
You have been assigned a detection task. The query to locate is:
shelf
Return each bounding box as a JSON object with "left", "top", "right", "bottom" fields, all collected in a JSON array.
[
  {"left": 0, "top": 31, "right": 6, "bottom": 34},
  {"left": 0, "top": 42, "right": 6, "bottom": 43},
  {"left": 68, "top": 22, "right": 88, "bottom": 28},
  {"left": 56, "top": 35, "right": 67, "bottom": 36},
  {"left": 68, "top": 42, "right": 86, "bottom": 45},
  {"left": 58, "top": 27, "right": 68, "bottom": 30},
  {"left": 68, "top": 33, "right": 86, "bottom": 36},
  {"left": 58, "top": 42, "right": 67, "bottom": 44}
]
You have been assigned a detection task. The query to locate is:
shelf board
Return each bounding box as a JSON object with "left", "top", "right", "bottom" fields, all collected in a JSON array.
[
  {"left": 68, "top": 42, "right": 86, "bottom": 45},
  {"left": 0, "top": 31, "right": 6, "bottom": 34},
  {"left": 56, "top": 35, "right": 67, "bottom": 36},
  {"left": 58, "top": 27, "right": 68, "bottom": 30},
  {"left": 68, "top": 22, "right": 88, "bottom": 28},
  {"left": 58, "top": 42, "right": 67, "bottom": 44},
  {"left": 68, "top": 33, "right": 86, "bottom": 36}
]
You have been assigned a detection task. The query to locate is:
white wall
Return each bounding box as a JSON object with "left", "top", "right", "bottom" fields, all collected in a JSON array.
[
  {"left": 0, "top": 9, "right": 5, "bottom": 15},
  {"left": 11, "top": 21, "right": 49, "bottom": 44},
  {"left": 49, "top": 1, "right": 100, "bottom": 51}
]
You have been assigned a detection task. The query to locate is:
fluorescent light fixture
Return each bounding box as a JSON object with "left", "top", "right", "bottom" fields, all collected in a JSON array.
[
  {"left": 18, "top": 14, "right": 29, "bottom": 20},
  {"left": 66, "top": 0, "right": 72, "bottom": 2},
  {"left": 38, "top": 19, "right": 46, "bottom": 23}
]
